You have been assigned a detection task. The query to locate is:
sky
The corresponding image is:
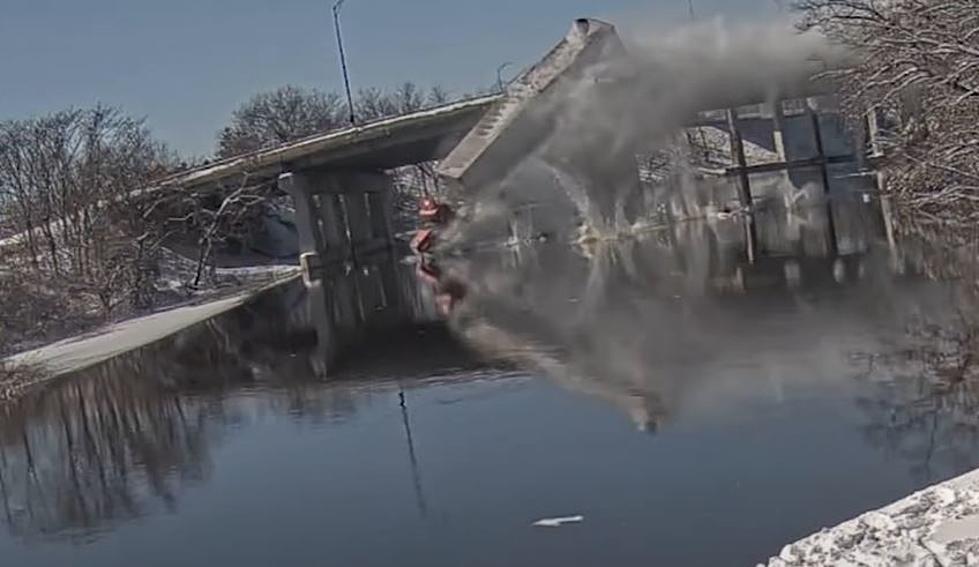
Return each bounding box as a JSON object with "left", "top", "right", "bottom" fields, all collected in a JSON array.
[{"left": 0, "top": 0, "right": 779, "bottom": 157}]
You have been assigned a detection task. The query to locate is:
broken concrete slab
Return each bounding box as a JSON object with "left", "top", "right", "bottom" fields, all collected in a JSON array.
[{"left": 437, "top": 19, "right": 630, "bottom": 196}]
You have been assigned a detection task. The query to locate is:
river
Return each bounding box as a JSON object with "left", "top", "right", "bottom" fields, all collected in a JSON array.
[{"left": 2, "top": 213, "right": 978, "bottom": 565}]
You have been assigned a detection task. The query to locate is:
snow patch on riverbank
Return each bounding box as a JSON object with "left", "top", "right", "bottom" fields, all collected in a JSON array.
[
  {"left": 2, "top": 271, "right": 299, "bottom": 379},
  {"left": 764, "top": 469, "right": 979, "bottom": 566}
]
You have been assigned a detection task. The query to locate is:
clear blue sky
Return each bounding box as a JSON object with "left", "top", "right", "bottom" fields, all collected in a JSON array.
[{"left": 1, "top": 0, "right": 776, "bottom": 157}]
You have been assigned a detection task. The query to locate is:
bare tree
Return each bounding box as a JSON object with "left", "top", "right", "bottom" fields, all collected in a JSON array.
[
  {"left": 393, "top": 81, "right": 425, "bottom": 114},
  {"left": 0, "top": 106, "right": 174, "bottom": 323},
  {"left": 796, "top": 0, "right": 979, "bottom": 229},
  {"left": 166, "top": 172, "right": 275, "bottom": 288},
  {"left": 428, "top": 85, "right": 450, "bottom": 106},
  {"left": 216, "top": 86, "right": 344, "bottom": 157},
  {"left": 354, "top": 82, "right": 452, "bottom": 123},
  {"left": 354, "top": 86, "right": 399, "bottom": 122},
  {"left": 219, "top": 83, "right": 456, "bottom": 153}
]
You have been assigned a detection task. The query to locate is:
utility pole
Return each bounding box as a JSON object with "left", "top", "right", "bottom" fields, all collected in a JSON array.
[
  {"left": 333, "top": 0, "right": 356, "bottom": 126},
  {"left": 687, "top": 0, "right": 696, "bottom": 21}
]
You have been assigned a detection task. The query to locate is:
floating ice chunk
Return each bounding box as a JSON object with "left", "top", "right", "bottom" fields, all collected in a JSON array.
[{"left": 532, "top": 515, "right": 584, "bottom": 528}]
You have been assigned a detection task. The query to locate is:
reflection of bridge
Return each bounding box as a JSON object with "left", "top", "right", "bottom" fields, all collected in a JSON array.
[{"left": 162, "top": 18, "right": 885, "bottom": 374}]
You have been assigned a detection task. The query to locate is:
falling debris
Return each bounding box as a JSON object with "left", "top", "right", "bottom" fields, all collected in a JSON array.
[{"left": 532, "top": 515, "right": 585, "bottom": 528}]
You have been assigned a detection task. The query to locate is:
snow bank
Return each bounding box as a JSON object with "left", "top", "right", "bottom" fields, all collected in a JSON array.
[{"left": 764, "top": 469, "right": 979, "bottom": 566}]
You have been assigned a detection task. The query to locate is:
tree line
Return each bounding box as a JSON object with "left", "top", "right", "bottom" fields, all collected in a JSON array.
[
  {"left": 0, "top": 107, "right": 176, "bottom": 350},
  {"left": 0, "top": 82, "right": 462, "bottom": 355},
  {"left": 796, "top": 0, "right": 979, "bottom": 231},
  {"left": 216, "top": 82, "right": 454, "bottom": 157}
]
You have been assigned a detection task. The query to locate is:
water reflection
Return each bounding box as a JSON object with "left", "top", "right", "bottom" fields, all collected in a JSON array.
[
  {"left": 422, "top": 173, "right": 979, "bottom": 492},
  {"left": 852, "top": 312, "right": 979, "bottom": 483},
  {"left": 0, "top": 357, "right": 217, "bottom": 541},
  {"left": 6, "top": 186, "right": 979, "bottom": 563},
  {"left": 438, "top": 215, "right": 887, "bottom": 427},
  {"left": 0, "top": 278, "right": 484, "bottom": 542}
]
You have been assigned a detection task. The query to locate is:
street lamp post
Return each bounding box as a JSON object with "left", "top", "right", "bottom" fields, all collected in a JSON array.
[{"left": 333, "top": 0, "right": 356, "bottom": 126}]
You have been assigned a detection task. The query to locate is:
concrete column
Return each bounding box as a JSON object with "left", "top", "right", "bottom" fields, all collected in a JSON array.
[
  {"left": 279, "top": 172, "right": 342, "bottom": 373},
  {"left": 331, "top": 269, "right": 364, "bottom": 339},
  {"left": 279, "top": 172, "right": 323, "bottom": 258},
  {"left": 867, "top": 108, "right": 883, "bottom": 158},
  {"left": 316, "top": 192, "right": 349, "bottom": 263},
  {"left": 308, "top": 282, "right": 338, "bottom": 374},
  {"left": 330, "top": 170, "right": 395, "bottom": 256},
  {"left": 807, "top": 97, "right": 840, "bottom": 257},
  {"left": 726, "top": 108, "right": 758, "bottom": 264},
  {"left": 378, "top": 258, "right": 404, "bottom": 312},
  {"left": 279, "top": 171, "right": 332, "bottom": 288},
  {"left": 342, "top": 192, "right": 373, "bottom": 253},
  {"left": 877, "top": 175, "right": 901, "bottom": 272},
  {"left": 367, "top": 190, "right": 394, "bottom": 243},
  {"left": 357, "top": 264, "right": 386, "bottom": 326},
  {"left": 771, "top": 99, "right": 788, "bottom": 162}
]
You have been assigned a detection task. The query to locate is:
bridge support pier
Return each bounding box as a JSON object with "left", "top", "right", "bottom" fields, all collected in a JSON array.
[
  {"left": 280, "top": 169, "right": 394, "bottom": 276},
  {"left": 279, "top": 168, "right": 414, "bottom": 375}
]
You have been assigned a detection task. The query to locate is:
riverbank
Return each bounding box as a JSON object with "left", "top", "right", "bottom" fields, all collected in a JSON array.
[
  {"left": 0, "top": 269, "right": 300, "bottom": 396},
  {"left": 764, "top": 468, "right": 979, "bottom": 566}
]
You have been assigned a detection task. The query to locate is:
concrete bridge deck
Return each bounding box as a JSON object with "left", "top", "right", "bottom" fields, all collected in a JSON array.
[{"left": 152, "top": 94, "right": 502, "bottom": 192}]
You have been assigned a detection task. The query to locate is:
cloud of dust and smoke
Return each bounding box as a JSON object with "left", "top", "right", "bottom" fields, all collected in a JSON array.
[
  {"left": 426, "top": 15, "right": 909, "bottom": 430},
  {"left": 440, "top": 15, "right": 846, "bottom": 246}
]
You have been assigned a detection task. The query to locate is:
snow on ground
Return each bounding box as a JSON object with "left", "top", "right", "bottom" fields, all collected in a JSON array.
[
  {"left": 3, "top": 271, "right": 299, "bottom": 378},
  {"left": 763, "top": 469, "right": 979, "bottom": 566}
]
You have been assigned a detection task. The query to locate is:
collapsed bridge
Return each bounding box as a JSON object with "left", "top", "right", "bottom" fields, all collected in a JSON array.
[{"left": 149, "top": 18, "right": 888, "bottom": 373}]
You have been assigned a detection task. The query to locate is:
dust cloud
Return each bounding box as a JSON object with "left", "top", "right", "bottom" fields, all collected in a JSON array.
[
  {"left": 440, "top": 16, "right": 844, "bottom": 243},
  {"left": 427, "top": 16, "right": 946, "bottom": 430}
]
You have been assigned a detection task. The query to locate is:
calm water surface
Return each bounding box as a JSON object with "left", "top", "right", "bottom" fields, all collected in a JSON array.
[{"left": 1, "top": 235, "right": 977, "bottom": 566}]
